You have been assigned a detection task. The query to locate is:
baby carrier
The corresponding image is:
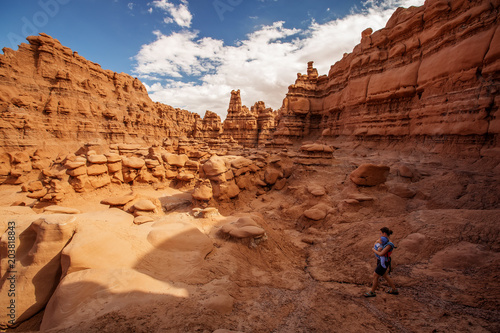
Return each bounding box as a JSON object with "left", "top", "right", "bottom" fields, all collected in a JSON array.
[{"left": 382, "top": 241, "right": 395, "bottom": 274}]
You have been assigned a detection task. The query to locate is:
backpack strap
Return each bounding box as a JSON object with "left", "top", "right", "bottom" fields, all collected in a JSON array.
[{"left": 384, "top": 242, "right": 395, "bottom": 257}]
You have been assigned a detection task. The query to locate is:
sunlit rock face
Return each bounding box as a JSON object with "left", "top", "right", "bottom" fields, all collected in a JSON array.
[
  {"left": 273, "top": 0, "right": 500, "bottom": 156},
  {"left": 0, "top": 33, "right": 201, "bottom": 150},
  {"left": 222, "top": 89, "right": 277, "bottom": 148}
]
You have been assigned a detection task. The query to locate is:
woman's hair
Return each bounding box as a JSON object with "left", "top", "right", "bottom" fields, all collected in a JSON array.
[{"left": 380, "top": 227, "right": 393, "bottom": 236}]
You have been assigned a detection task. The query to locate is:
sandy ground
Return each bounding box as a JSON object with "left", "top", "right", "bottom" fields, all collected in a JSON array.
[{"left": 1, "top": 147, "right": 500, "bottom": 333}]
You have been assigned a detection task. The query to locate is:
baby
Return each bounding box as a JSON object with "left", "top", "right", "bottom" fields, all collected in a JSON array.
[{"left": 374, "top": 236, "right": 389, "bottom": 268}]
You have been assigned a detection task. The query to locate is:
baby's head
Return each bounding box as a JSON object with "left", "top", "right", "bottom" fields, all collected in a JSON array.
[{"left": 380, "top": 236, "right": 388, "bottom": 245}]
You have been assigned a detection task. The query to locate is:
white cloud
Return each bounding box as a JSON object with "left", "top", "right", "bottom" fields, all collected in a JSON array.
[
  {"left": 134, "top": 0, "right": 425, "bottom": 119},
  {"left": 151, "top": 0, "right": 192, "bottom": 28},
  {"left": 134, "top": 30, "right": 223, "bottom": 77}
]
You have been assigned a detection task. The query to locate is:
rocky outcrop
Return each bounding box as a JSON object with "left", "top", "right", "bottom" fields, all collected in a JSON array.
[
  {"left": 274, "top": 0, "right": 500, "bottom": 155},
  {"left": 350, "top": 163, "right": 390, "bottom": 186},
  {"left": 2, "top": 138, "right": 295, "bottom": 205},
  {"left": 0, "top": 215, "right": 77, "bottom": 327},
  {"left": 193, "top": 152, "right": 291, "bottom": 204},
  {"left": 193, "top": 111, "right": 223, "bottom": 140},
  {"left": 0, "top": 33, "right": 200, "bottom": 150},
  {"left": 222, "top": 90, "right": 277, "bottom": 147}
]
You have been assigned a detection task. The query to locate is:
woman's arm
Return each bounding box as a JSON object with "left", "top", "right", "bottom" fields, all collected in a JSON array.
[{"left": 372, "top": 244, "right": 392, "bottom": 256}]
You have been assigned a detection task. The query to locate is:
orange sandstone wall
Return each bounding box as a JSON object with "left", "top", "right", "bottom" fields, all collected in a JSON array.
[
  {"left": 0, "top": 33, "right": 201, "bottom": 150},
  {"left": 275, "top": 0, "right": 500, "bottom": 154},
  {"left": 222, "top": 90, "right": 277, "bottom": 147}
]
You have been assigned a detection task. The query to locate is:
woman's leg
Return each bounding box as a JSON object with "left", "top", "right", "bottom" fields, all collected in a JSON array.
[
  {"left": 370, "top": 272, "right": 379, "bottom": 292},
  {"left": 383, "top": 271, "right": 396, "bottom": 290}
]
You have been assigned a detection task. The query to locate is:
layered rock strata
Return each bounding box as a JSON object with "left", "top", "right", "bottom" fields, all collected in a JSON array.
[
  {"left": 274, "top": 0, "right": 500, "bottom": 155},
  {"left": 0, "top": 33, "right": 200, "bottom": 149},
  {"left": 222, "top": 90, "right": 277, "bottom": 147}
]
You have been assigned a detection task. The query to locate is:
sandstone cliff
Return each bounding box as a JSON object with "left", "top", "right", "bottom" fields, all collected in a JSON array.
[
  {"left": 274, "top": 0, "right": 500, "bottom": 156},
  {"left": 0, "top": 33, "right": 200, "bottom": 150},
  {"left": 222, "top": 90, "right": 277, "bottom": 147}
]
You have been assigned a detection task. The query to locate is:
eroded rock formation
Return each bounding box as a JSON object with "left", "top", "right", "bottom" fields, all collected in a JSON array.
[
  {"left": 274, "top": 0, "right": 500, "bottom": 156},
  {"left": 0, "top": 33, "right": 200, "bottom": 150},
  {"left": 222, "top": 90, "right": 277, "bottom": 147}
]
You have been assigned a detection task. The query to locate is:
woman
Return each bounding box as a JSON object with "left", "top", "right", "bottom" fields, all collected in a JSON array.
[{"left": 364, "top": 227, "right": 399, "bottom": 297}]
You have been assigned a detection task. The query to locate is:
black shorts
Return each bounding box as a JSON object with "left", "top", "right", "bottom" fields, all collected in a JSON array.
[{"left": 374, "top": 259, "right": 390, "bottom": 276}]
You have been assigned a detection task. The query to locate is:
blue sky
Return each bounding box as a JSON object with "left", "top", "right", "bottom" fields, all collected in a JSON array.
[{"left": 0, "top": 0, "right": 424, "bottom": 118}]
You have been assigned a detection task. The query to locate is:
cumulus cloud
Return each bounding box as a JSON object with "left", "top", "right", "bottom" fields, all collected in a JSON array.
[
  {"left": 134, "top": 30, "right": 223, "bottom": 77},
  {"left": 134, "top": 0, "right": 424, "bottom": 119},
  {"left": 151, "top": 0, "right": 192, "bottom": 28}
]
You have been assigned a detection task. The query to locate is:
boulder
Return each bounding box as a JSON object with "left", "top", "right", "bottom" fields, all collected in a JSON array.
[
  {"left": 162, "top": 153, "right": 189, "bottom": 167},
  {"left": 229, "top": 226, "right": 266, "bottom": 238},
  {"left": 264, "top": 168, "right": 282, "bottom": 185},
  {"left": 231, "top": 157, "right": 253, "bottom": 169},
  {"left": 307, "top": 184, "right": 326, "bottom": 196},
  {"left": 27, "top": 180, "right": 44, "bottom": 192},
  {"left": 100, "top": 194, "right": 136, "bottom": 206},
  {"left": 220, "top": 216, "right": 266, "bottom": 239},
  {"left": 303, "top": 203, "right": 330, "bottom": 220},
  {"left": 192, "top": 180, "right": 213, "bottom": 201},
  {"left": 105, "top": 153, "right": 122, "bottom": 163},
  {"left": 398, "top": 165, "right": 414, "bottom": 178},
  {"left": 67, "top": 165, "right": 87, "bottom": 177},
  {"left": 349, "top": 164, "right": 390, "bottom": 186},
  {"left": 177, "top": 172, "right": 195, "bottom": 181},
  {"left": 107, "top": 161, "right": 122, "bottom": 173},
  {"left": 300, "top": 143, "right": 334, "bottom": 152},
  {"left": 87, "top": 155, "right": 107, "bottom": 164},
  {"left": 122, "top": 157, "right": 145, "bottom": 169},
  {"left": 133, "top": 199, "right": 156, "bottom": 211},
  {"left": 203, "top": 155, "right": 227, "bottom": 177},
  {"left": 89, "top": 174, "right": 111, "bottom": 188},
  {"left": 65, "top": 158, "right": 86, "bottom": 169},
  {"left": 213, "top": 181, "right": 240, "bottom": 199},
  {"left": 86, "top": 164, "right": 108, "bottom": 176},
  {"left": 235, "top": 174, "right": 253, "bottom": 190},
  {"left": 27, "top": 188, "right": 48, "bottom": 199}
]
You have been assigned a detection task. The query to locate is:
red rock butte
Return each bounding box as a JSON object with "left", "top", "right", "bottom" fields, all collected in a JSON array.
[{"left": 0, "top": 1, "right": 499, "bottom": 332}]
